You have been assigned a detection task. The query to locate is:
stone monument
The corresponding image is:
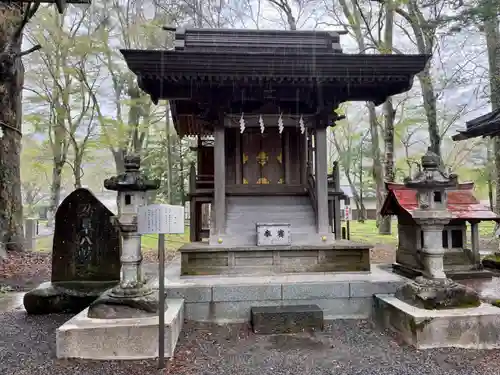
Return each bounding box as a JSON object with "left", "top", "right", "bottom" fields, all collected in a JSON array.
[
  {"left": 56, "top": 155, "right": 184, "bottom": 360},
  {"left": 24, "top": 188, "right": 121, "bottom": 314},
  {"left": 88, "top": 155, "right": 161, "bottom": 318},
  {"left": 393, "top": 148, "right": 480, "bottom": 309}
]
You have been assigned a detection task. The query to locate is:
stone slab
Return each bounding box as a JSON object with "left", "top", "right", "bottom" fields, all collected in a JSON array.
[
  {"left": 282, "top": 282, "right": 349, "bottom": 299},
  {"left": 180, "top": 241, "right": 371, "bottom": 276},
  {"left": 183, "top": 298, "right": 372, "bottom": 323},
  {"left": 212, "top": 284, "right": 282, "bottom": 302},
  {"left": 153, "top": 263, "right": 406, "bottom": 323},
  {"left": 393, "top": 263, "right": 493, "bottom": 281},
  {"left": 374, "top": 294, "right": 500, "bottom": 349},
  {"left": 180, "top": 240, "right": 371, "bottom": 252},
  {"left": 350, "top": 281, "right": 403, "bottom": 298},
  {"left": 251, "top": 304, "right": 323, "bottom": 334},
  {"left": 56, "top": 298, "right": 184, "bottom": 360}
]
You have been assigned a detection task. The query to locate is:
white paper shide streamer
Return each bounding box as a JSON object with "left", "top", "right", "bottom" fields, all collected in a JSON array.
[
  {"left": 299, "top": 115, "right": 305, "bottom": 134},
  {"left": 239, "top": 113, "right": 246, "bottom": 134},
  {"left": 278, "top": 113, "right": 284, "bottom": 134},
  {"left": 259, "top": 114, "right": 265, "bottom": 134}
]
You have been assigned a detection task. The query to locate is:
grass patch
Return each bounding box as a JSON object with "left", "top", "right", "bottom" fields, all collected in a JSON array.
[
  {"left": 348, "top": 220, "right": 398, "bottom": 245},
  {"left": 34, "top": 227, "right": 190, "bottom": 253},
  {"left": 348, "top": 219, "right": 498, "bottom": 246},
  {"left": 32, "top": 221, "right": 498, "bottom": 252},
  {"left": 141, "top": 228, "right": 190, "bottom": 253}
]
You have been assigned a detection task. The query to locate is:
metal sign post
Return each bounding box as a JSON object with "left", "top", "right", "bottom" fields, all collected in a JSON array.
[
  {"left": 137, "top": 203, "right": 185, "bottom": 371},
  {"left": 158, "top": 232, "right": 165, "bottom": 370}
]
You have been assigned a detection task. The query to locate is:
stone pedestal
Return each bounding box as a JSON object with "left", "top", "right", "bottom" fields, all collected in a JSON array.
[
  {"left": 395, "top": 276, "right": 480, "bottom": 310},
  {"left": 56, "top": 299, "right": 184, "bottom": 360},
  {"left": 374, "top": 294, "right": 500, "bottom": 349}
]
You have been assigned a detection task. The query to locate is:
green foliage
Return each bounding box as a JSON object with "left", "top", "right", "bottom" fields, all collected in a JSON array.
[{"left": 142, "top": 124, "right": 195, "bottom": 205}]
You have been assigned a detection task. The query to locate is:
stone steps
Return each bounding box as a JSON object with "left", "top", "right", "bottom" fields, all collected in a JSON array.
[
  {"left": 224, "top": 195, "right": 317, "bottom": 246},
  {"left": 251, "top": 304, "right": 324, "bottom": 334}
]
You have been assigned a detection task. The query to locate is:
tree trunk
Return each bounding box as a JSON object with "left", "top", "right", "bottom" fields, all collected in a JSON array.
[
  {"left": 112, "top": 149, "right": 126, "bottom": 174},
  {"left": 346, "top": 172, "right": 363, "bottom": 214},
  {"left": 73, "top": 154, "right": 83, "bottom": 189},
  {"left": 418, "top": 66, "right": 441, "bottom": 157},
  {"left": 378, "top": 0, "right": 395, "bottom": 235},
  {"left": 0, "top": 4, "right": 24, "bottom": 253},
  {"left": 367, "top": 103, "right": 386, "bottom": 230},
  {"left": 487, "top": 139, "right": 495, "bottom": 211},
  {"left": 166, "top": 103, "right": 173, "bottom": 203},
  {"left": 48, "top": 162, "right": 63, "bottom": 226},
  {"left": 484, "top": 9, "right": 500, "bottom": 213},
  {"left": 339, "top": 0, "right": 386, "bottom": 229}
]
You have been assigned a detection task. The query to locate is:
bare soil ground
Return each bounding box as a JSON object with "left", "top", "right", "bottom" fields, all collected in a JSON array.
[{"left": 0, "top": 251, "right": 175, "bottom": 291}]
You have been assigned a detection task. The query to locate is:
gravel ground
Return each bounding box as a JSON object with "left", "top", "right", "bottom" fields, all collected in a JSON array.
[{"left": 1, "top": 310, "right": 500, "bottom": 375}]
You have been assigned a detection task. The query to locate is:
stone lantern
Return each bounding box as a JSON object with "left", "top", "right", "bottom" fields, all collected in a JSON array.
[
  {"left": 88, "top": 155, "right": 161, "bottom": 318},
  {"left": 403, "top": 148, "right": 457, "bottom": 279},
  {"left": 395, "top": 148, "right": 480, "bottom": 310}
]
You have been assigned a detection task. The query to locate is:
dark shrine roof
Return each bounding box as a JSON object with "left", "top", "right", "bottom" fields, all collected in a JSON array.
[
  {"left": 452, "top": 108, "right": 500, "bottom": 141},
  {"left": 120, "top": 28, "right": 430, "bottom": 137},
  {"left": 381, "top": 183, "right": 499, "bottom": 221}
]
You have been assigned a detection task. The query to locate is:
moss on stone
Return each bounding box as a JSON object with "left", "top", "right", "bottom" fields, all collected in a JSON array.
[
  {"left": 409, "top": 317, "right": 434, "bottom": 335},
  {"left": 421, "top": 296, "right": 481, "bottom": 310},
  {"left": 492, "top": 300, "right": 500, "bottom": 308},
  {"left": 482, "top": 254, "right": 500, "bottom": 270},
  {"left": 180, "top": 268, "right": 220, "bottom": 276},
  {"left": 484, "top": 254, "right": 500, "bottom": 262}
]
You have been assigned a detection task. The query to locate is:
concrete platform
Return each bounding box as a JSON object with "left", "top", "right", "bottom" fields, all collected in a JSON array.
[
  {"left": 152, "top": 259, "right": 406, "bottom": 323},
  {"left": 374, "top": 294, "right": 500, "bottom": 349},
  {"left": 56, "top": 298, "right": 184, "bottom": 360}
]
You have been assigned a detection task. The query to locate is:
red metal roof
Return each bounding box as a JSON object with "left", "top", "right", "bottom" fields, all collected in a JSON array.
[{"left": 382, "top": 183, "right": 499, "bottom": 221}]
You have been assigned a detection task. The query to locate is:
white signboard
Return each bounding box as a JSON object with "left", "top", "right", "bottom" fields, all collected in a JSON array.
[
  {"left": 344, "top": 205, "right": 352, "bottom": 221},
  {"left": 137, "top": 204, "right": 185, "bottom": 234}
]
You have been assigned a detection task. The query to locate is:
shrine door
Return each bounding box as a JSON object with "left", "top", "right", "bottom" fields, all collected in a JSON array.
[{"left": 241, "top": 129, "right": 284, "bottom": 185}]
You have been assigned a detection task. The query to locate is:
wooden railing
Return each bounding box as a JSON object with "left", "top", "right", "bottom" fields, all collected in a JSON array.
[{"left": 188, "top": 164, "right": 214, "bottom": 198}]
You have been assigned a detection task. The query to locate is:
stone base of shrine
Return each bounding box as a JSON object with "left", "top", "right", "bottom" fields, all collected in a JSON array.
[
  {"left": 392, "top": 263, "right": 493, "bottom": 281},
  {"left": 55, "top": 298, "right": 184, "bottom": 360},
  {"left": 374, "top": 294, "right": 500, "bottom": 349},
  {"left": 179, "top": 241, "right": 371, "bottom": 276},
  {"left": 152, "top": 259, "right": 404, "bottom": 323}
]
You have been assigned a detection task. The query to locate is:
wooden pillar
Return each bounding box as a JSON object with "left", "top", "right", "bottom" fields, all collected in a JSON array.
[
  {"left": 333, "top": 161, "right": 341, "bottom": 239},
  {"left": 189, "top": 163, "right": 197, "bottom": 242},
  {"left": 213, "top": 125, "right": 226, "bottom": 235},
  {"left": 235, "top": 131, "right": 242, "bottom": 184},
  {"left": 307, "top": 130, "right": 313, "bottom": 176},
  {"left": 299, "top": 130, "right": 307, "bottom": 184},
  {"left": 315, "top": 125, "right": 328, "bottom": 234},
  {"left": 284, "top": 129, "right": 291, "bottom": 184},
  {"left": 470, "top": 221, "right": 480, "bottom": 265}
]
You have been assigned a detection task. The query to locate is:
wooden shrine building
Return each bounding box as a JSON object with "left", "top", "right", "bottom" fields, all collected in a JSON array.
[
  {"left": 452, "top": 108, "right": 500, "bottom": 141},
  {"left": 121, "top": 28, "right": 429, "bottom": 275}
]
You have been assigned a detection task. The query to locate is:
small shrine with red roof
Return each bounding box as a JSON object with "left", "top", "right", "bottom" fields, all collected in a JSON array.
[{"left": 381, "top": 148, "right": 499, "bottom": 279}]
